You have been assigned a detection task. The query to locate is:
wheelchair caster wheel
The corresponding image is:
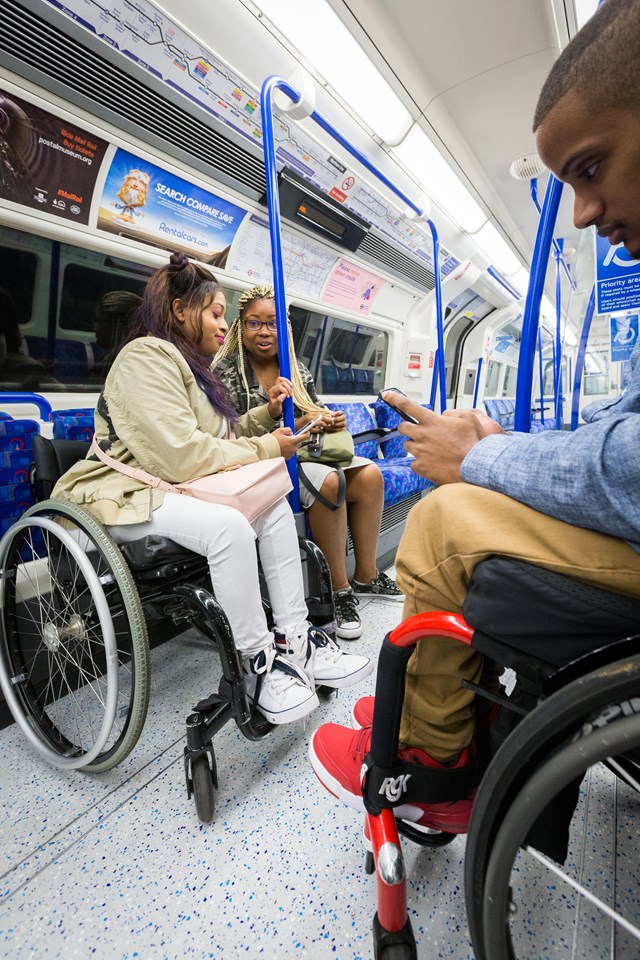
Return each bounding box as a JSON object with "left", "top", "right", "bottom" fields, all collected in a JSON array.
[
  {"left": 192, "top": 753, "right": 217, "bottom": 824},
  {"left": 373, "top": 913, "right": 417, "bottom": 960},
  {"left": 365, "top": 850, "right": 375, "bottom": 874}
]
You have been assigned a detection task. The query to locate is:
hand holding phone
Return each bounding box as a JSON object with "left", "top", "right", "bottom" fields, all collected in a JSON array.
[
  {"left": 294, "top": 414, "right": 324, "bottom": 436},
  {"left": 379, "top": 388, "right": 421, "bottom": 425}
]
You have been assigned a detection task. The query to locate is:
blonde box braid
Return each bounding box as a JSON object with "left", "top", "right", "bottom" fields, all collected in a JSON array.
[{"left": 214, "top": 284, "right": 324, "bottom": 416}]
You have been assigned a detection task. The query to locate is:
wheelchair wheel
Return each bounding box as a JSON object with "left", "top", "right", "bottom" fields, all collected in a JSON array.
[
  {"left": 465, "top": 654, "right": 640, "bottom": 960},
  {"left": 482, "top": 712, "right": 640, "bottom": 959},
  {"left": 192, "top": 753, "right": 216, "bottom": 824},
  {"left": 0, "top": 500, "right": 150, "bottom": 771}
]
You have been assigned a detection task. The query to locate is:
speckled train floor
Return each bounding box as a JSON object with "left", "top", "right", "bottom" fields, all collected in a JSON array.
[{"left": 1, "top": 568, "right": 639, "bottom": 960}]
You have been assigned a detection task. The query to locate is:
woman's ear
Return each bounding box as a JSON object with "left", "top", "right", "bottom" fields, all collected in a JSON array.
[{"left": 172, "top": 298, "right": 185, "bottom": 322}]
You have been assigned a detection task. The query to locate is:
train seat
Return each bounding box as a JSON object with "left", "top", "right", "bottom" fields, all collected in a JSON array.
[
  {"left": 324, "top": 401, "right": 434, "bottom": 508},
  {"left": 320, "top": 360, "right": 356, "bottom": 394},
  {"left": 369, "top": 398, "right": 434, "bottom": 459},
  {"left": 24, "top": 337, "right": 106, "bottom": 384},
  {"left": 320, "top": 558, "right": 640, "bottom": 959},
  {"left": 0, "top": 416, "right": 40, "bottom": 536},
  {"left": 484, "top": 397, "right": 561, "bottom": 432},
  {"left": 51, "top": 410, "right": 95, "bottom": 441}
]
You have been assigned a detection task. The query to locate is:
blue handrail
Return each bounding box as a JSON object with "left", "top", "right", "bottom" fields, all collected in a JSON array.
[
  {"left": 472, "top": 357, "right": 483, "bottom": 408},
  {"left": 259, "top": 76, "right": 448, "bottom": 500},
  {"left": 515, "top": 175, "right": 564, "bottom": 432},
  {"left": 0, "top": 392, "right": 53, "bottom": 420},
  {"left": 571, "top": 286, "right": 596, "bottom": 430},
  {"left": 554, "top": 241, "right": 564, "bottom": 429}
]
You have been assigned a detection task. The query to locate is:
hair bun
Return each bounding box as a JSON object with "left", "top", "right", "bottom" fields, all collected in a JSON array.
[{"left": 169, "top": 251, "right": 191, "bottom": 270}]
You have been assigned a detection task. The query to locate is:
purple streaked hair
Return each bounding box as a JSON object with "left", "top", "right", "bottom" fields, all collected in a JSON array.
[{"left": 124, "top": 252, "right": 239, "bottom": 424}]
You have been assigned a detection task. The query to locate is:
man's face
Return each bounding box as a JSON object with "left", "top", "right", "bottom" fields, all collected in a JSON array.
[{"left": 536, "top": 89, "right": 640, "bottom": 259}]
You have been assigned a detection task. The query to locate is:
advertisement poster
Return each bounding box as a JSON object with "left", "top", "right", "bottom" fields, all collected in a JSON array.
[
  {"left": 98, "top": 148, "right": 247, "bottom": 265},
  {"left": 321, "top": 260, "right": 386, "bottom": 315},
  {"left": 595, "top": 235, "right": 640, "bottom": 314},
  {"left": 610, "top": 313, "right": 639, "bottom": 362},
  {"left": 0, "top": 88, "right": 108, "bottom": 225}
]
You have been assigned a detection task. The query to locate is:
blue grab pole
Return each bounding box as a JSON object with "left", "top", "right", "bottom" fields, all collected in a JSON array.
[
  {"left": 571, "top": 286, "right": 596, "bottom": 431},
  {"left": 554, "top": 241, "right": 563, "bottom": 429},
  {"left": 537, "top": 328, "right": 545, "bottom": 425},
  {"left": 530, "top": 179, "right": 573, "bottom": 287},
  {"left": 472, "top": 357, "right": 483, "bottom": 409},
  {"left": 515, "top": 174, "right": 564, "bottom": 432},
  {"left": 260, "top": 78, "right": 302, "bottom": 508},
  {"left": 259, "top": 74, "right": 448, "bottom": 439}
]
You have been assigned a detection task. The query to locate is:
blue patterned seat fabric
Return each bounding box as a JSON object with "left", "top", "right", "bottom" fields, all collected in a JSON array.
[
  {"left": 51, "top": 408, "right": 96, "bottom": 441},
  {"left": 0, "top": 418, "right": 40, "bottom": 536},
  {"left": 325, "top": 400, "right": 433, "bottom": 508},
  {"left": 483, "top": 398, "right": 559, "bottom": 432}
]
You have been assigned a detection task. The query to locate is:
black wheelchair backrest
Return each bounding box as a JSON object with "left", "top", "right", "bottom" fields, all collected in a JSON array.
[{"left": 32, "top": 435, "right": 91, "bottom": 500}]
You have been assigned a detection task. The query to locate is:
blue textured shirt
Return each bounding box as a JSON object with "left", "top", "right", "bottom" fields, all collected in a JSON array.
[{"left": 462, "top": 339, "right": 640, "bottom": 552}]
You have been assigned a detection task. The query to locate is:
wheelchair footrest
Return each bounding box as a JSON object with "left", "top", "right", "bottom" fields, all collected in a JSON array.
[{"left": 362, "top": 752, "right": 480, "bottom": 816}]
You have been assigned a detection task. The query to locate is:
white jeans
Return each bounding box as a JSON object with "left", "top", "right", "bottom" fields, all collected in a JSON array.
[{"left": 108, "top": 493, "right": 310, "bottom": 658}]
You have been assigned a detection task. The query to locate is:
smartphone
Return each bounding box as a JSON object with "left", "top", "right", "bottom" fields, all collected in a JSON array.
[
  {"left": 378, "top": 387, "right": 421, "bottom": 425},
  {"left": 294, "top": 414, "right": 324, "bottom": 435}
]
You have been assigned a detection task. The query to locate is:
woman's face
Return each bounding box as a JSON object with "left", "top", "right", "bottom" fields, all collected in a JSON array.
[
  {"left": 241, "top": 298, "right": 279, "bottom": 361},
  {"left": 175, "top": 290, "right": 228, "bottom": 356}
]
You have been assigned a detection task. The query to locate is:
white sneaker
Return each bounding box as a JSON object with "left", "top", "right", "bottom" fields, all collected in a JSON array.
[
  {"left": 276, "top": 627, "right": 373, "bottom": 689},
  {"left": 243, "top": 647, "right": 319, "bottom": 724},
  {"left": 333, "top": 589, "right": 363, "bottom": 640}
]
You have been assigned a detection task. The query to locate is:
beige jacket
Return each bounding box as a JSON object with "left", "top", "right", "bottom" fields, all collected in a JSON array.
[{"left": 52, "top": 337, "right": 282, "bottom": 525}]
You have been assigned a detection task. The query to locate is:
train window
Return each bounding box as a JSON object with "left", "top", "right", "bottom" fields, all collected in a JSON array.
[
  {"left": 485, "top": 359, "right": 502, "bottom": 395},
  {"left": 584, "top": 373, "right": 608, "bottom": 395},
  {"left": 0, "top": 226, "right": 158, "bottom": 392},
  {"left": 59, "top": 249, "right": 152, "bottom": 334},
  {"left": 289, "top": 305, "right": 387, "bottom": 395},
  {"left": 0, "top": 247, "right": 38, "bottom": 330},
  {"left": 502, "top": 364, "right": 517, "bottom": 397}
]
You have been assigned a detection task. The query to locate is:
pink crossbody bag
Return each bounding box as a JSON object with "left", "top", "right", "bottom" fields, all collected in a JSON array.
[{"left": 90, "top": 438, "right": 292, "bottom": 524}]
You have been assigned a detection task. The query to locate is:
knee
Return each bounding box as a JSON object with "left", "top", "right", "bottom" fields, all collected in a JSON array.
[
  {"left": 319, "top": 470, "right": 341, "bottom": 499},
  {"left": 347, "top": 464, "right": 383, "bottom": 503},
  {"left": 215, "top": 507, "right": 255, "bottom": 550}
]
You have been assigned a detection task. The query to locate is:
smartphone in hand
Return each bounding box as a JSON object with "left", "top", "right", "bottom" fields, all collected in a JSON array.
[
  {"left": 379, "top": 388, "right": 421, "bottom": 425},
  {"left": 294, "top": 414, "right": 324, "bottom": 435}
]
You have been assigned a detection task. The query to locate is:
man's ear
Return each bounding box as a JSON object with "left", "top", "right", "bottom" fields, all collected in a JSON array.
[{"left": 172, "top": 298, "right": 185, "bottom": 322}]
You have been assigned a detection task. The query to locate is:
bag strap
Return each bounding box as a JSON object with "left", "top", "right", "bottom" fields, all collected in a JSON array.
[
  {"left": 298, "top": 461, "right": 346, "bottom": 512},
  {"left": 91, "top": 437, "right": 178, "bottom": 493}
]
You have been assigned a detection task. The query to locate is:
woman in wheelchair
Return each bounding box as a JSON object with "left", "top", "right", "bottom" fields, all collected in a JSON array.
[{"left": 52, "top": 252, "right": 372, "bottom": 725}]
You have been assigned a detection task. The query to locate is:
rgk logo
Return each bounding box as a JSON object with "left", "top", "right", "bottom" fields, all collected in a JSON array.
[{"left": 379, "top": 774, "right": 411, "bottom": 803}]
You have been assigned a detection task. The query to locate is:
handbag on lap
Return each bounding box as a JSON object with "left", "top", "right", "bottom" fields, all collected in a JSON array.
[
  {"left": 296, "top": 429, "right": 355, "bottom": 467},
  {"left": 90, "top": 438, "right": 292, "bottom": 524}
]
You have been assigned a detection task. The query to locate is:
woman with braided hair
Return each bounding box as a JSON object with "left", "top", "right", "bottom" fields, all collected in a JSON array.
[
  {"left": 53, "top": 254, "right": 372, "bottom": 726},
  {"left": 215, "top": 284, "right": 402, "bottom": 642}
]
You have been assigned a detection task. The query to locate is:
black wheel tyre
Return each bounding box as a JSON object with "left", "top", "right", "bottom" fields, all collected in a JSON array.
[
  {"left": 0, "top": 501, "right": 150, "bottom": 771},
  {"left": 465, "top": 653, "right": 640, "bottom": 960},
  {"left": 192, "top": 754, "right": 216, "bottom": 823}
]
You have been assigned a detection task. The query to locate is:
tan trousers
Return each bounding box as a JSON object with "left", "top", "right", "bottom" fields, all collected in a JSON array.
[{"left": 395, "top": 484, "right": 640, "bottom": 761}]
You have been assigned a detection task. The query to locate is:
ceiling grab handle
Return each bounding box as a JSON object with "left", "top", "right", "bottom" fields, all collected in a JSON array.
[
  {"left": 260, "top": 75, "right": 447, "bottom": 465},
  {"left": 515, "top": 174, "right": 564, "bottom": 432},
  {"left": 570, "top": 286, "right": 596, "bottom": 431}
]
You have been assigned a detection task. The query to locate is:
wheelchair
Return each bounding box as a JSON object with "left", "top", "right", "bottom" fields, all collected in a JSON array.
[
  {"left": 0, "top": 434, "right": 334, "bottom": 822},
  {"left": 349, "top": 557, "right": 640, "bottom": 960}
]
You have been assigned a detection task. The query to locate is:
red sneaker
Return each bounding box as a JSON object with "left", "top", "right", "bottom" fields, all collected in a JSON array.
[
  {"left": 309, "top": 722, "right": 475, "bottom": 833},
  {"left": 352, "top": 695, "right": 374, "bottom": 728}
]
